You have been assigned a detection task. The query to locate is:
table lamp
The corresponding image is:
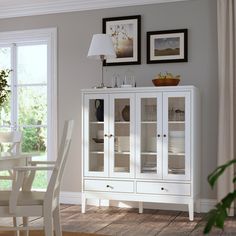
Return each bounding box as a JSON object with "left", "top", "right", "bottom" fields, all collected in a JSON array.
[{"left": 87, "top": 34, "right": 116, "bottom": 88}]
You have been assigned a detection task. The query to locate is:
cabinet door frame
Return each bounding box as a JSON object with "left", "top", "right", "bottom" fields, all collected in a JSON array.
[
  {"left": 109, "top": 93, "right": 135, "bottom": 178},
  {"left": 83, "top": 94, "right": 109, "bottom": 177},
  {"left": 162, "top": 91, "right": 191, "bottom": 181},
  {"left": 136, "top": 92, "right": 163, "bottom": 179}
]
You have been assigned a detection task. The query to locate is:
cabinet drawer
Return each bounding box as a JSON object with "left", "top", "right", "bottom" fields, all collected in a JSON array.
[
  {"left": 137, "top": 181, "right": 191, "bottom": 196},
  {"left": 84, "top": 179, "right": 134, "bottom": 193}
]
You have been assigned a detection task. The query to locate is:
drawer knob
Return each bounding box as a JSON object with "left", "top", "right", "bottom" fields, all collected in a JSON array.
[
  {"left": 106, "top": 185, "right": 114, "bottom": 189},
  {"left": 161, "top": 187, "right": 168, "bottom": 192},
  {"left": 157, "top": 134, "right": 161, "bottom": 137}
]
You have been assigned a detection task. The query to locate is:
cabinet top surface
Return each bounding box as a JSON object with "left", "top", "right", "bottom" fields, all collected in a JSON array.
[{"left": 81, "top": 85, "right": 198, "bottom": 94}]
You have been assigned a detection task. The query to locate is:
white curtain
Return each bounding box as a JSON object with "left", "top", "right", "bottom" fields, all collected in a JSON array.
[{"left": 217, "top": 0, "right": 236, "bottom": 214}]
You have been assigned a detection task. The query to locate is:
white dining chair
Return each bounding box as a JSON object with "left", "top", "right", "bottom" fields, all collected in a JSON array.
[
  {"left": 0, "top": 120, "right": 74, "bottom": 236},
  {"left": 0, "top": 131, "right": 22, "bottom": 153},
  {"left": 0, "top": 131, "right": 22, "bottom": 181},
  {"left": 0, "top": 131, "right": 23, "bottom": 236}
]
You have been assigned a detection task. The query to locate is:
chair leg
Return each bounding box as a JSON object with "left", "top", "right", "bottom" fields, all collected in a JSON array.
[
  {"left": 44, "top": 212, "right": 54, "bottom": 236},
  {"left": 13, "top": 217, "right": 19, "bottom": 236},
  {"left": 23, "top": 217, "right": 29, "bottom": 236},
  {"left": 53, "top": 206, "right": 62, "bottom": 236}
]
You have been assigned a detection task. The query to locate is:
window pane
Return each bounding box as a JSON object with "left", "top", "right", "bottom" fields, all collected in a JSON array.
[
  {"left": 114, "top": 98, "right": 130, "bottom": 173},
  {"left": 0, "top": 173, "right": 11, "bottom": 190},
  {"left": 89, "top": 99, "right": 105, "bottom": 172},
  {"left": 168, "top": 97, "right": 185, "bottom": 175},
  {"left": 18, "top": 86, "right": 47, "bottom": 126},
  {"left": 0, "top": 90, "right": 11, "bottom": 128},
  {"left": 0, "top": 47, "right": 11, "bottom": 70},
  {"left": 21, "top": 127, "right": 47, "bottom": 190},
  {"left": 0, "top": 47, "right": 11, "bottom": 128},
  {"left": 17, "top": 44, "right": 47, "bottom": 84},
  {"left": 32, "top": 170, "right": 47, "bottom": 189},
  {"left": 21, "top": 127, "right": 47, "bottom": 154}
]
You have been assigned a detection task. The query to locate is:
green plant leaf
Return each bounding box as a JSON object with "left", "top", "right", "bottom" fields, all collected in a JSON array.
[
  {"left": 208, "top": 159, "right": 236, "bottom": 188},
  {"left": 204, "top": 190, "right": 236, "bottom": 234},
  {"left": 204, "top": 159, "right": 236, "bottom": 234},
  {"left": 0, "top": 69, "right": 11, "bottom": 107},
  {"left": 233, "top": 176, "right": 236, "bottom": 183},
  {"left": 222, "top": 191, "right": 236, "bottom": 209},
  {"left": 204, "top": 209, "right": 218, "bottom": 234},
  {"left": 215, "top": 207, "right": 227, "bottom": 228}
]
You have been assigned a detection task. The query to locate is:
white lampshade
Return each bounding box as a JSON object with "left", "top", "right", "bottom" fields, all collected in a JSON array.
[{"left": 87, "top": 34, "right": 116, "bottom": 60}]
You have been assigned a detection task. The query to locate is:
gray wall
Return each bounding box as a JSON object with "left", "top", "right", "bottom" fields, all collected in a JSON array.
[{"left": 0, "top": 0, "right": 218, "bottom": 199}]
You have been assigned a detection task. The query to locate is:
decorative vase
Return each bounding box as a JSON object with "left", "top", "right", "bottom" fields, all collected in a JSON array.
[
  {"left": 95, "top": 99, "right": 104, "bottom": 121},
  {"left": 122, "top": 105, "right": 130, "bottom": 121}
]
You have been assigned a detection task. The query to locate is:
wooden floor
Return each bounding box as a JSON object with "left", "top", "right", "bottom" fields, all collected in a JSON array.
[{"left": 1, "top": 204, "right": 236, "bottom": 235}]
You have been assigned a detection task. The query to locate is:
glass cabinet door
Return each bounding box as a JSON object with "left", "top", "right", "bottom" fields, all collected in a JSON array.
[
  {"left": 136, "top": 93, "right": 163, "bottom": 179},
  {"left": 84, "top": 94, "right": 109, "bottom": 177},
  {"left": 109, "top": 94, "right": 135, "bottom": 178},
  {"left": 163, "top": 92, "right": 190, "bottom": 180}
]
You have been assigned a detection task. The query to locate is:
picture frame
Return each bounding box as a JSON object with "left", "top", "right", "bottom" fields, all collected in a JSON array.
[
  {"left": 147, "top": 29, "right": 188, "bottom": 64},
  {"left": 102, "top": 15, "right": 141, "bottom": 66}
]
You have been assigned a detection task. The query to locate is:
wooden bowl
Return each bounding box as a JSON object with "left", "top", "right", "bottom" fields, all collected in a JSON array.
[{"left": 152, "top": 78, "right": 180, "bottom": 86}]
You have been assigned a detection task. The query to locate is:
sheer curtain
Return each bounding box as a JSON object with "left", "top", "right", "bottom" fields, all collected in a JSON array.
[{"left": 217, "top": 0, "right": 236, "bottom": 215}]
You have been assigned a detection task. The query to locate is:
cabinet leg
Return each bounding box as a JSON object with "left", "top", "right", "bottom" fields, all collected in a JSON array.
[
  {"left": 138, "top": 202, "right": 143, "bottom": 214},
  {"left": 188, "top": 201, "right": 194, "bottom": 221},
  {"left": 81, "top": 193, "right": 86, "bottom": 214}
]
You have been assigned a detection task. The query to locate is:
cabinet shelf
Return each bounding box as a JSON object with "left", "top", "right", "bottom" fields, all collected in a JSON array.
[
  {"left": 141, "top": 152, "right": 157, "bottom": 155},
  {"left": 90, "top": 151, "right": 104, "bottom": 154},
  {"left": 141, "top": 121, "right": 157, "bottom": 124},
  {"left": 90, "top": 121, "right": 104, "bottom": 124},
  {"left": 115, "top": 151, "right": 130, "bottom": 155},
  {"left": 168, "top": 121, "right": 185, "bottom": 124},
  {"left": 168, "top": 152, "right": 185, "bottom": 156},
  {"left": 169, "top": 168, "right": 185, "bottom": 175},
  {"left": 141, "top": 169, "right": 157, "bottom": 173}
]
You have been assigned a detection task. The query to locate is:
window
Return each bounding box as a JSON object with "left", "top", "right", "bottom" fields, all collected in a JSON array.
[{"left": 0, "top": 28, "right": 57, "bottom": 189}]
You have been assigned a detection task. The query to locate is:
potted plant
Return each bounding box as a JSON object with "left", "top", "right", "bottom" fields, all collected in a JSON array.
[
  {"left": 204, "top": 159, "right": 236, "bottom": 234},
  {"left": 0, "top": 69, "right": 11, "bottom": 107}
]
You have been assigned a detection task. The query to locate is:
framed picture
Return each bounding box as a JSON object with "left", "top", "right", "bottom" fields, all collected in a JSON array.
[
  {"left": 147, "top": 29, "right": 188, "bottom": 64},
  {"left": 103, "top": 15, "right": 141, "bottom": 66}
]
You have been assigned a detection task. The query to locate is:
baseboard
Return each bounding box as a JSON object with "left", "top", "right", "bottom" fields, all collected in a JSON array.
[
  {"left": 60, "top": 191, "right": 81, "bottom": 204},
  {"left": 60, "top": 191, "right": 217, "bottom": 213},
  {"left": 199, "top": 199, "right": 217, "bottom": 213}
]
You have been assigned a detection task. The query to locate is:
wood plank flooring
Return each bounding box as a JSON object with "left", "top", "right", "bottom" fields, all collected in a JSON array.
[{"left": 1, "top": 204, "right": 236, "bottom": 235}]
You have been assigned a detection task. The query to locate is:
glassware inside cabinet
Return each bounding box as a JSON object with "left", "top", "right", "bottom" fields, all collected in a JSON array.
[
  {"left": 168, "top": 97, "right": 186, "bottom": 175},
  {"left": 88, "top": 99, "right": 105, "bottom": 172},
  {"left": 114, "top": 98, "right": 130, "bottom": 173},
  {"left": 168, "top": 97, "right": 185, "bottom": 122}
]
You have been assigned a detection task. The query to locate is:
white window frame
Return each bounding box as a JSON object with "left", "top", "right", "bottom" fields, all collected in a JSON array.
[{"left": 0, "top": 28, "right": 58, "bottom": 162}]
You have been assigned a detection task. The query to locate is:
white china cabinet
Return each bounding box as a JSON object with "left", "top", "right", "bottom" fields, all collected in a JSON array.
[{"left": 81, "top": 86, "right": 200, "bottom": 221}]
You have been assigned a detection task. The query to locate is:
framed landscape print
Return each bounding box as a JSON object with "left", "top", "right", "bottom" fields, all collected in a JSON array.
[
  {"left": 103, "top": 15, "right": 141, "bottom": 66},
  {"left": 147, "top": 29, "right": 188, "bottom": 64}
]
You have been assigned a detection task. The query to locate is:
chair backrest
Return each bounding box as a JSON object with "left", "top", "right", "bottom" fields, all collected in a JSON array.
[
  {"left": 0, "top": 131, "right": 22, "bottom": 154},
  {"left": 45, "top": 120, "right": 74, "bottom": 206}
]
